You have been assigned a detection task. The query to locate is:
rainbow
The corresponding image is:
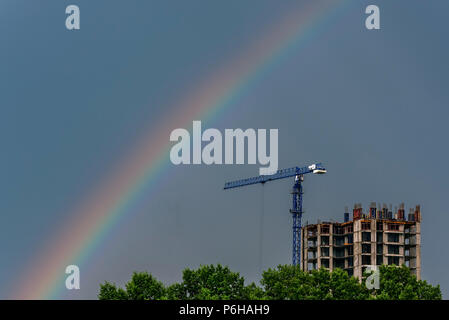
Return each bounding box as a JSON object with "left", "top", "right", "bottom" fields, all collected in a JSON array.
[{"left": 13, "top": 0, "right": 350, "bottom": 299}]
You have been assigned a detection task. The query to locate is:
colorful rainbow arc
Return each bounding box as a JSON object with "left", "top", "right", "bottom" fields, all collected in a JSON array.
[{"left": 12, "top": 0, "right": 350, "bottom": 299}]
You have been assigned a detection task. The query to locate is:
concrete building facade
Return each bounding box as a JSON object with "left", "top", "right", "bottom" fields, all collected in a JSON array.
[{"left": 301, "top": 203, "right": 421, "bottom": 280}]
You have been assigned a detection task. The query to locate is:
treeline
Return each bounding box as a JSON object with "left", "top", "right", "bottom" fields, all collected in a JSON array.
[{"left": 98, "top": 264, "right": 441, "bottom": 300}]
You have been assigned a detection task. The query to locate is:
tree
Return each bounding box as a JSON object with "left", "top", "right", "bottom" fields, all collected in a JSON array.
[
  {"left": 126, "top": 272, "right": 165, "bottom": 300},
  {"left": 170, "top": 264, "right": 247, "bottom": 300},
  {"left": 261, "top": 265, "right": 368, "bottom": 300},
  {"left": 366, "top": 265, "right": 441, "bottom": 300},
  {"left": 261, "top": 264, "right": 310, "bottom": 299},
  {"left": 165, "top": 282, "right": 186, "bottom": 300},
  {"left": 325, "top": 268, "right": 369, "bottom": 300},
  {"left": 99, "top": 272, "right": 165, "bottom": 300},
  {"left": 242, "top": 282, "right": 267, "bottom": 300},
  {"left": 98, "top": 263, "right": 441, "bottom": 300},
  {"left": 98, "top": 281, "right": 128, "bottom": 300}
]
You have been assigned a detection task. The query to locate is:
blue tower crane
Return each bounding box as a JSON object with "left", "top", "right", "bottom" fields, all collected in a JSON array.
[{"left": 224, "top": 163, "right": 327, "bottom": 267}]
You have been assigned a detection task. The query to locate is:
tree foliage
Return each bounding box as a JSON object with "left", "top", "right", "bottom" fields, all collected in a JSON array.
[
  {"left": 365, "top": 265, "right": 442, "bottom": 300},
  {"left": 165, "top": 264, "right": 254, "bottom": 300},
  {"left": 98, "top": 281, "right": 128, "bottom": 300},
  {"left": 261, "top": 265, "right": 369, "bottom": 300},
  {"left": 98, "top": 264, "right": 441, "bottom": 300},
  {"left": 98, "top": 272, "right": 165, "bottom": 300},
  {"left": 125, "top": 272, "right": 165, "bottom": 300}
]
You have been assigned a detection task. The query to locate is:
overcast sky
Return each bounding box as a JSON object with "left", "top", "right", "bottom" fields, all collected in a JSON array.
[{"left": 1, "top": 0, "right": 448, "bottom": 299}]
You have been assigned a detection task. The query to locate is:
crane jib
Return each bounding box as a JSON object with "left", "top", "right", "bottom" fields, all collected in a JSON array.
[{"left": 223, "top": 163, "right": 325, "bottom": 189}]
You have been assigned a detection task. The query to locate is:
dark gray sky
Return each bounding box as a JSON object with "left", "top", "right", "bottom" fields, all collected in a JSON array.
[{"left": 1, "top": 0, "right": 448, "bottom": 299}]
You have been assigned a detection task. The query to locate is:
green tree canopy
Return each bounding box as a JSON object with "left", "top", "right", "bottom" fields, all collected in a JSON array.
[
  {"left": 166, "top": 264, "right": 249, "bottom": 300},
  {"left": 125, "top": 271, "right": 165, "bottom": 300},
  {"left": 261, "top": 265, "right": 369, "bottom": 300},
  {"left": 98, "top": 272, "right": 165, "bottom": 300},
  {"left": 366, "top": 265, "right": 442, "bottom": 300},
  {"left": 98, "top": 281, "right": 128, "bottom": 300},
  {"left": 99, "top": 264, "right": 441, "bottom": 300}
]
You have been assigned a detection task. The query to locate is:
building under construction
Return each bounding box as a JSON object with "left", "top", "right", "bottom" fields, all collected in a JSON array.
[{"left": 301, "top": 203, "right": 421, "bottom": 279}]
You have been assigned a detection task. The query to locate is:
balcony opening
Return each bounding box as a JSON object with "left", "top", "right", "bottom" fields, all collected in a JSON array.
[
  {"left": 362, "top": 222, "right": 371, "bottom": 230},
  {"left": 387, "top": 223, "right": 400, "bottom": 231},
  {"left": 388, "top": 245, "right": 400, "bottom": 255},
  {"left": 376, "top": 255, "right": 383, "bottom": 265},
  {"left": 376, "top": 232, "right": 383, "bottom": 243},
  {"left": 362, "top": 232, "right": 371, "bottom": 242},
  {"left": 362, "top": 255, "right": 371, "bottom": 265},
  {"left": 376, "top": 244, "right": 383, "bottom": 254},
  {"left": 321, "top": 225, "right": 330, "bottom": 234},
  {"left": 321, "top": 236, "right": 330, "bottom": 246},
  {"left": 387, "top": 233, "right": 399, "bottom": 243},
  {"left": 387, "top": 256, "right": 400, "bottom": 265},
  {"left": 362, "top": 244, "right": 371, "bottom": 254}
]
